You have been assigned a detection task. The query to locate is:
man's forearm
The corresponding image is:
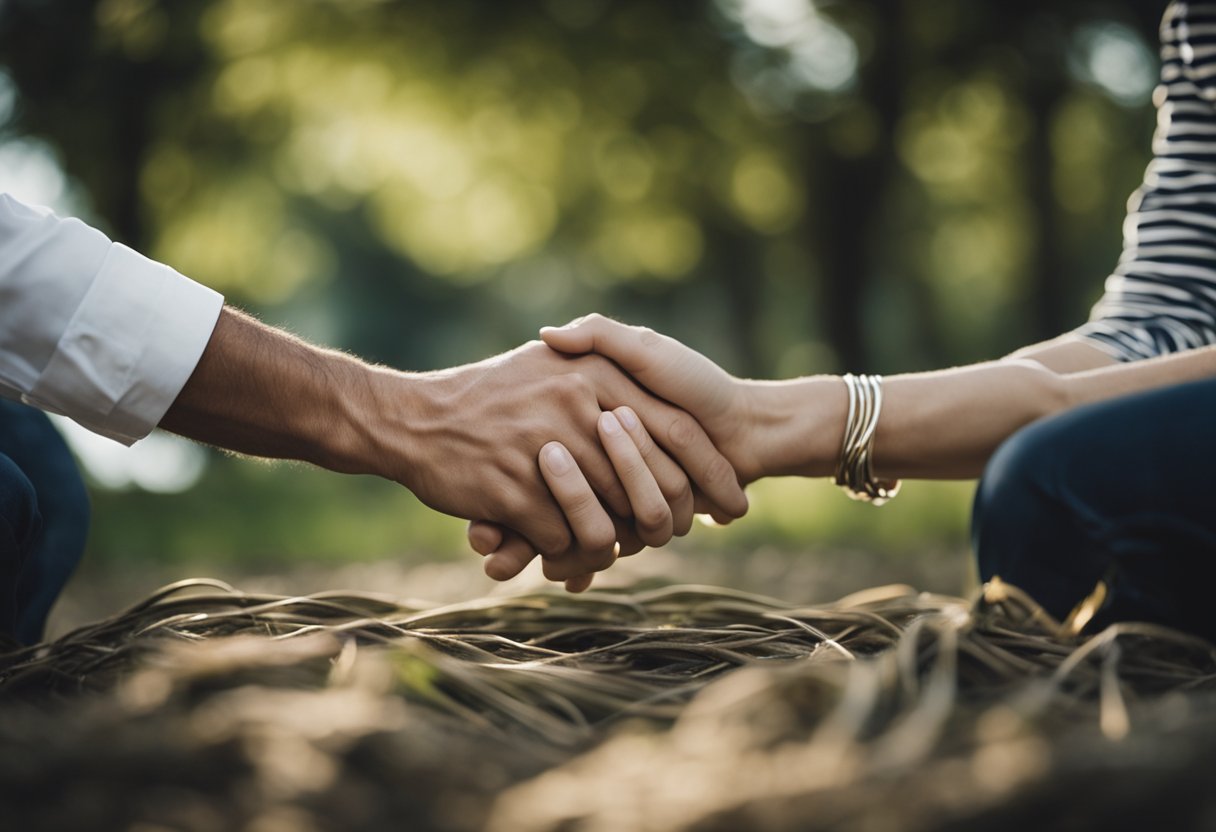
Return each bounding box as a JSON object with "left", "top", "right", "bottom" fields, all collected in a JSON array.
[
  {"left": 157, "top": 307, "right": 747, "bottom": 563},
  {"left": 159, "top": 307, "right": 384, "bottom": 476}
]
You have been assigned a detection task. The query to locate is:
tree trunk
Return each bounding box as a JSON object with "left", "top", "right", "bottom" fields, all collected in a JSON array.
[{"left": 808, "top": 1, "right": 904, "bottom": 372}]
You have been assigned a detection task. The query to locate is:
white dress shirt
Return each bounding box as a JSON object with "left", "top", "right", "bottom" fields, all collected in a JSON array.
[{"left": 0, "top": 193, "right": 223, "bottom": 445}]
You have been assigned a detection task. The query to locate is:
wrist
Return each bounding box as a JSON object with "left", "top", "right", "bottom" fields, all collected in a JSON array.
[
  {"left": 313, "top": 360, "right": 423, "bottom": 484},
  {"left": 325, "top": 363, "right": 428, "bottom": 483},
  {"left": 306, "top": 359, "right": 378, "bottom": 476},
  {"left": 739, "top": 376, "right": 847, "bottom": 479}
]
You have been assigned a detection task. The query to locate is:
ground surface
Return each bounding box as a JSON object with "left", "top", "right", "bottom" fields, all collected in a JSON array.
[{"left": 4, "top": 550, "right": 1216, "bottom": 832}]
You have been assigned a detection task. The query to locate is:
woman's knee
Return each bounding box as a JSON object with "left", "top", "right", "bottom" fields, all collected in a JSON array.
[
  {"left": 972, "top": 418, "right": 1063, "bottom": 563},
  {"left": 969, "top": 413, "right": 1111, "bottom": 618}
]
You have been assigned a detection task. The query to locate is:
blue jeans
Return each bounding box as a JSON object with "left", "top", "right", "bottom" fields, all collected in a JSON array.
[
  {"left": 0, "top": 400, "right": 90, "bottom": 645},
  {"left": 973, "top": 377, "right": 1216, "bottom": 640}
]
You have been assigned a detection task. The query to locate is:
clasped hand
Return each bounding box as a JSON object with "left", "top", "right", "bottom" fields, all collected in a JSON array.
[
  {"left": 378, "top": 336, "right": 747, "bottom": 590},
  {"left": 450, "top": 316, "right": 765, "bottom": 591}
]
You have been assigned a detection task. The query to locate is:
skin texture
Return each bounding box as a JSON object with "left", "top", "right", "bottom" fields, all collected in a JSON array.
[
  {"left": 537, "top": 315, "right": 1216, "bottom": 483},
  {"left": 159, "top": 307, "right": 748, "bottom": 582},
  {"left": 475, "top": 314, "right": 1215, "bottom": 587},
  {"left": 471, "top": 325, "right": 1118, "bottom": 583}
]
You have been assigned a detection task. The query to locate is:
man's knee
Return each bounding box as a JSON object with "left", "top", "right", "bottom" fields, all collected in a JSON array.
[
  {"left": 0, "top": 402, "right": 89, "bottom": 562},
  {"left": 43, "top": 453, "right": 90, "bottom": 542},
  {"left": 0, "top": 452, "right": 41, "bottom": 559}
]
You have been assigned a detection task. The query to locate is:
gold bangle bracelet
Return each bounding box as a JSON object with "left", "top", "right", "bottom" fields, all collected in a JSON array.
[{"left": 834, "top": 373, "right": 901, "bottom": 505}]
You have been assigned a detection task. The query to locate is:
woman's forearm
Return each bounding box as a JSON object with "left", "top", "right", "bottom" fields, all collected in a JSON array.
[
  {"left": 1004, "top": 333, "right": 1118, "bottom": 374},
  {"left": 1065, "top": 344, "right": 1216, "bottom": 408},
  {"left": 749, "top": 344, "right": 1216, "bottom": 482},
  {"left": 747, "top": 361, "right": 1065, "bottom": 480},
  {"left": 538, "top": 315, "right": 1214, "bottom": 487},
  {"left": 876, "top": 360, "right": 1069, "bottom": 479}
]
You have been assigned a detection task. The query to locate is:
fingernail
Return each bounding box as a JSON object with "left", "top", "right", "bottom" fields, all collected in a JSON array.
[
  {"left": 545, "top": 443, "right": 572, "bottom": 474},
  {"left": 600, "top": 411, "right": 622, "bottom": 435},
  {"left": 616, "top": 406, "right": 638, "bottom": 430}
]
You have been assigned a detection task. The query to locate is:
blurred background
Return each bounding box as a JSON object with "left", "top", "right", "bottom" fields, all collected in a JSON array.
[{"left": 0, "top": 0, "right": 1161, "bottom": 609}]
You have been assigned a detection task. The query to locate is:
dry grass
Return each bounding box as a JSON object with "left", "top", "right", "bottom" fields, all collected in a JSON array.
[{"left": 2, "top": 577, "right": 1215, "bottom": 831}]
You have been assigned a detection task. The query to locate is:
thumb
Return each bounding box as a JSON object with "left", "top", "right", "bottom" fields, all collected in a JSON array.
[
  {"left": 538, "top": 316, "right": 595, "bottom": 355},
  {"left": 541, "top": 313, "right": 730, "bottom": 418},
  {"left": 540, "top": 312, "right": 685, "bottom": 382}
]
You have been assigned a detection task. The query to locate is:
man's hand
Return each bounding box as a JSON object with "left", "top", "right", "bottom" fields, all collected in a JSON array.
[
  {"left": 162, "top": 309, "right": 746, "bottom": 581},
  {"left": 364, "top": 340, "right": 747, "bottom": 567},
  {"left": 468, "top": 402, "right": 691, "bottom": 590}
]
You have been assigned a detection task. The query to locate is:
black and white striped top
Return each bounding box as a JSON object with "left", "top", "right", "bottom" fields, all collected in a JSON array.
[{"left": 1076, "top": 1, "right": 1216, "bottom": 360}]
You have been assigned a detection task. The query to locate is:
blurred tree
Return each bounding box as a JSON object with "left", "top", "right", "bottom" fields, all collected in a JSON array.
[{"left": 0, "top": 0, "right": 213, "bottom": 246}]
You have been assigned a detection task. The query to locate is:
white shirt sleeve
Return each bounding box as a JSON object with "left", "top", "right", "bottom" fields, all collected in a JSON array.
[{"left": 0, "top": 193, "right": 224, "bottom": 445}]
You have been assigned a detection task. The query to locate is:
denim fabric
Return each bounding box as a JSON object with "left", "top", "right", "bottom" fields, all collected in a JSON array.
[
  {"left": 973, "top": 377, "right": 1216, "bottom": 640},
  {"left": 0, "top": 400, "right": 90, "bottom": 645}
]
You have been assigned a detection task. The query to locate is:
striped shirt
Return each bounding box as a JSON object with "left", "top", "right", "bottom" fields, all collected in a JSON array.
[{"left": 1076, "top": 1, "right": 1216, "bottom": 360}]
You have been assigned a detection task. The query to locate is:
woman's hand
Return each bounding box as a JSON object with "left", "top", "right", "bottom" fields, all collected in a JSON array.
[
  {"left": 540, "top": 314, "right": 768, "bottom": 483},
  {"left": 470, "top": 404, "right": 691, "bottom": 592}
]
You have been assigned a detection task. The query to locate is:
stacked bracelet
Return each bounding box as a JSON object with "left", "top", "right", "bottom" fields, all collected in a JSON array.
[{"left": 834, "top": 373, "right": 901, "bottom": 505}]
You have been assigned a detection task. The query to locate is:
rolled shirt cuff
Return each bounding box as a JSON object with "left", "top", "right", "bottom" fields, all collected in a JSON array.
[{"left": 24, "top": 242, "right": 223, "bottom": 445}]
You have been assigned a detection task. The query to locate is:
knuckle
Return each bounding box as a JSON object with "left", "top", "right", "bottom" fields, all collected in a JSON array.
[
  {"left": 660, "top": 474, "right": 692, "bottom": 506},
  {"left": 637, "top": 526, "right": 667, "bottom": 548},
  {"left": 565, "top": 487, "right": 604, "bottom": 520},
  {"left": 637, "top": 326, "right": 660, "bottom": 346},
  {"left": 583, "top": 524, "right": 617, "bottom": 556},
  {"left": 537, "top": 524, "right": 572, "bottom": 558},
  {"left": 666, "top": 413, "right": 699, "bottom": 450},
  {"left": 553, "top": 372, "right": 594, "bottom": 403},
  {"left": 617, "top": 538, "right": 645, "bottom": 557},
  {"left": 629, "top": 425, "right": 658, "bottom": 456},
  {"left": 578, "top": 544, "right": 617, "bottom": 571},
  {"left": 587, "top": 473, "right": 630, "bottom": 516},
  {"left": 592, "top": 556, "right": 616, "bottom": 574},
  {"left": 571, "top": 355, "right": 609, "bottom": 380},
  {"left": 550, "top": 381, "right": 576, "bottom": 406},
  {"left": 638, "top": 526, "right": 669, "bottom": 548},
  {"left": 635, "top": 502, "right": 671, "bottom": 534},
  {"left": 610, "top": 453, "right": 646, "bottom": 482},
  {"left": 499, "top": 489, "right": 535, "bottom": 522},
  {"left": 702, "top": 453, "right": 737, "bottom": 489}
]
